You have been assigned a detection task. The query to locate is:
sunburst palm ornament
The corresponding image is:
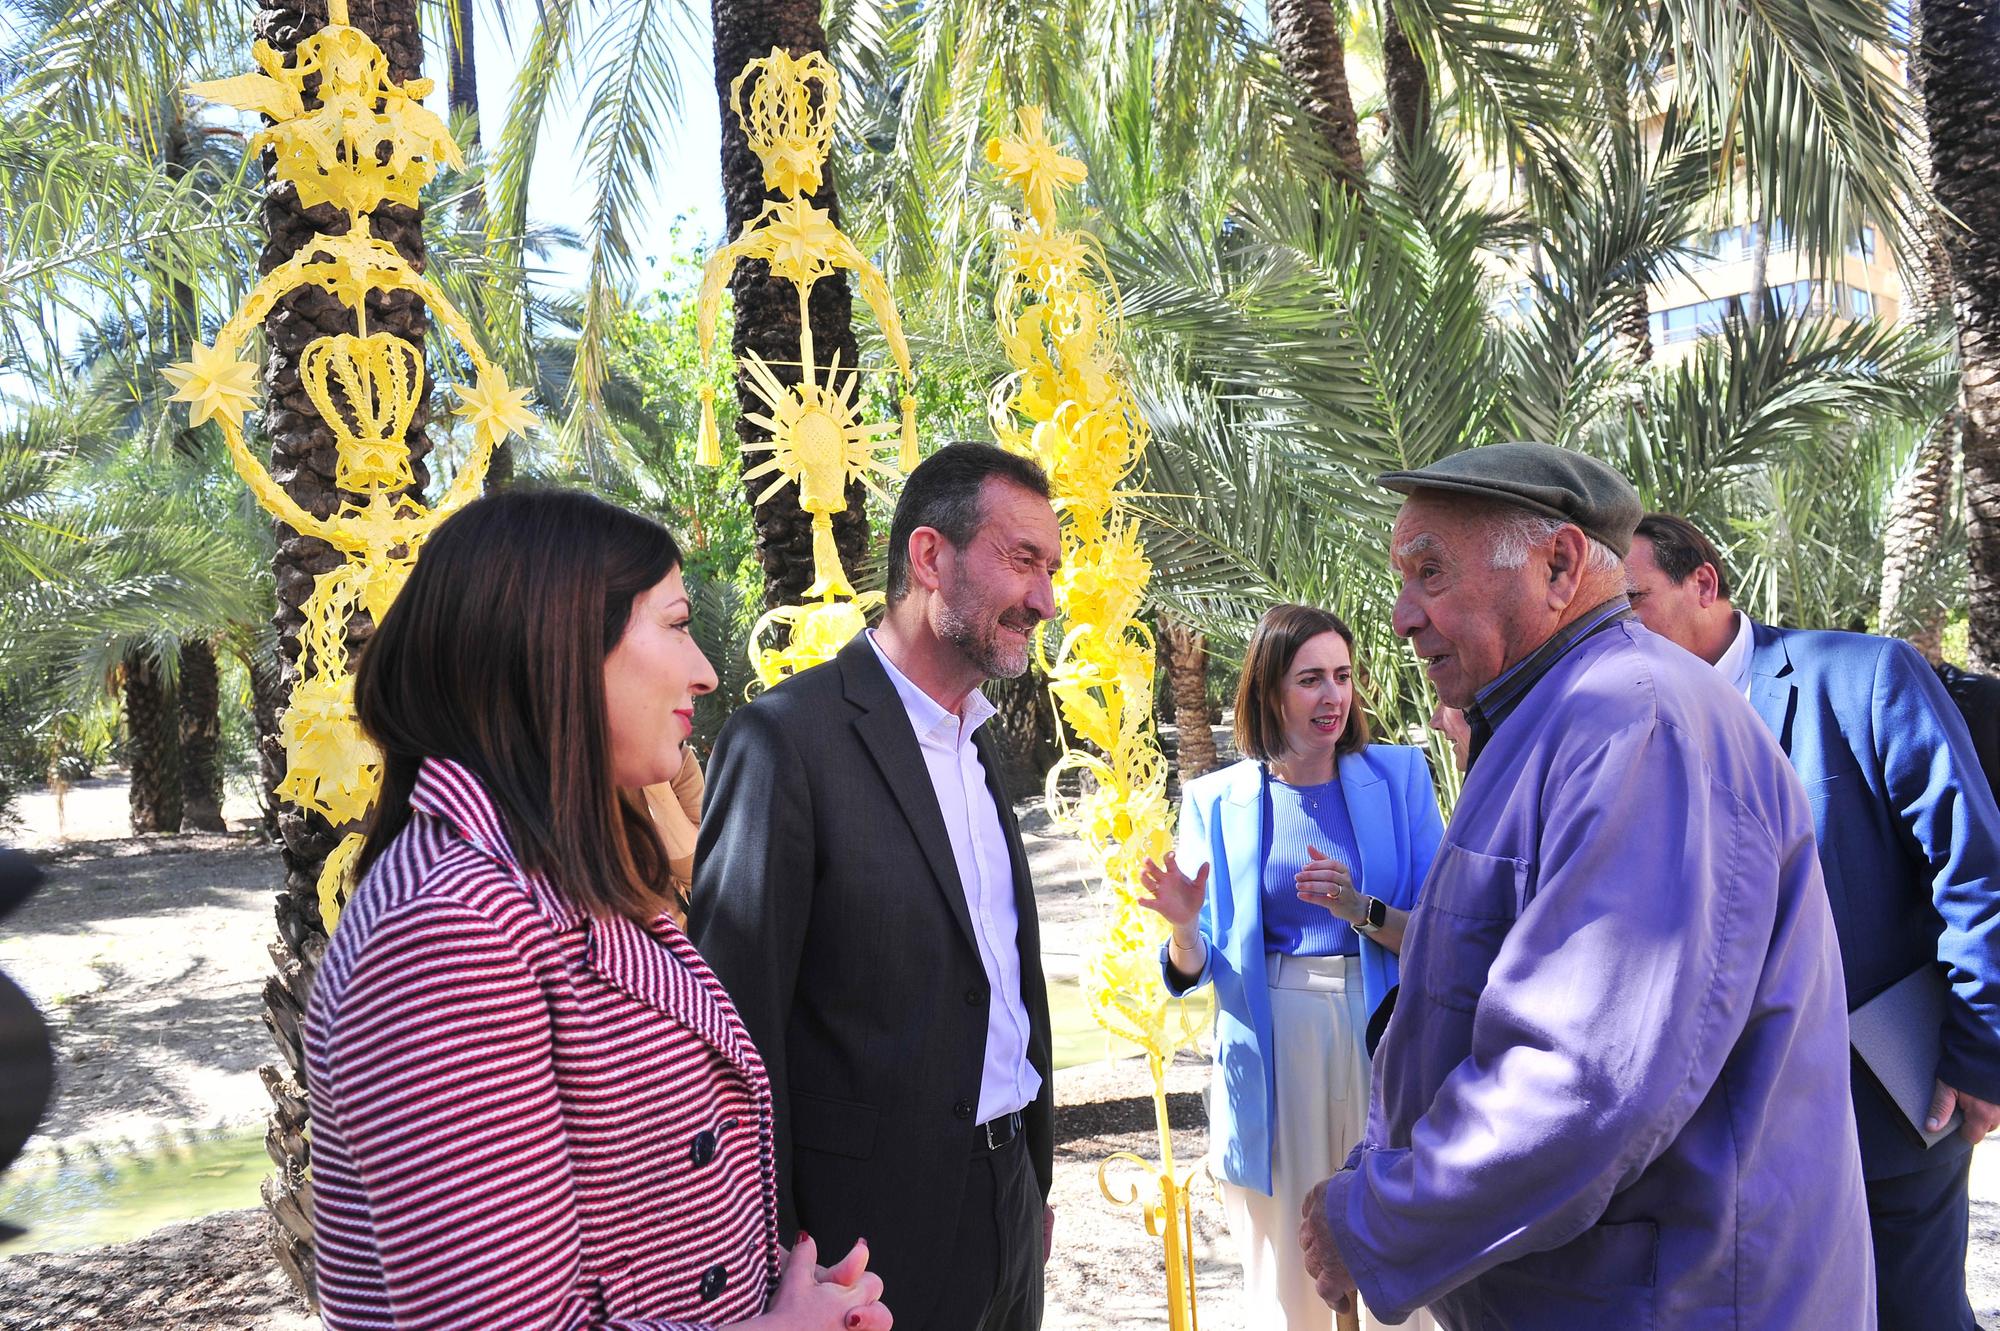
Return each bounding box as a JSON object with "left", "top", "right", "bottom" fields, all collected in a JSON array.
[{"left": 739, "top": 347, "right": 900, "bottom": 601}]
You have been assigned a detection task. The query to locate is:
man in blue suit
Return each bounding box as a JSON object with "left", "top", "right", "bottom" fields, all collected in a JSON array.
[{"left": 1628, "top": 512, "right": 2000, "bottom": 1331}]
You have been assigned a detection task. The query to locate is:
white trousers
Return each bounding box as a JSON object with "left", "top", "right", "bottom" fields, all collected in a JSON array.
[{"left": 1215, "top": 952, "right": 1434, "bottom": 1331}]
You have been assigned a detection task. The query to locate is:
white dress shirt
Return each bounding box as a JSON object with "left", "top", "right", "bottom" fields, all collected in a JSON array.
[
  {"left": 866, "top": 631, "right": 1042, "bottom": 1124},
  {"left": 1717, "top": 609, "right": 1755, "bottom": 696}
]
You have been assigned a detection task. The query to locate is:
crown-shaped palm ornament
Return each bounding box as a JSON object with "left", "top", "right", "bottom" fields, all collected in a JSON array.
[
  {"left": 300, "top": 333, "right": 425, "bottom": 493},
  {"left": 696, "top": 48, "right": 920, "bottom": 689},
  {"left": 164, "top": 0, "right": 536, "bottom": 929}
]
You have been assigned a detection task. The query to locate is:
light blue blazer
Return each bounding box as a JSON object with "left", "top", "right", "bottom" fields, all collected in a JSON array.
[{"left": 1163, "top": 747, "right": 1445, "bottom": 1195}]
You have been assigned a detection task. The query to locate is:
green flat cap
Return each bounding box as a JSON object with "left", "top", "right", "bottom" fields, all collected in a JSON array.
[{"left": 1377, "top": 441, "right": 1642, "bottom": 557}]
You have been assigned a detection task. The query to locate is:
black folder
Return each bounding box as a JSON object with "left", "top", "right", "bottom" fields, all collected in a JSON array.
[{"left": 1849, "top": 963, "right": 1962, "bottom": 1148}]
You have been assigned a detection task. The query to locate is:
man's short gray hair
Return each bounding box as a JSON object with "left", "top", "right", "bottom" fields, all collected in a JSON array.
[{"left": 1486, "top": 509, "right": 1623, "bottom": 574}]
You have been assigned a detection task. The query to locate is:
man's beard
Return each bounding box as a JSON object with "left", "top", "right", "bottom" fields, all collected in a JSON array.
[{"left": 937, "top": 594, "right": 1036, "bottom": 680}]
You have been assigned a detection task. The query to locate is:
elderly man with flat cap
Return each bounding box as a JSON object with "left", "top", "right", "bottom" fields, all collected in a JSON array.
[{"left": 1298, "top": 442, "right": 1872, "bottom": 1328}]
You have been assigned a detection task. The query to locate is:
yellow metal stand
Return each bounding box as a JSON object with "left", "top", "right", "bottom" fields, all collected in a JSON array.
[{"left": 1097, "top": 1054, "right": 1203, "bottom": 1331}]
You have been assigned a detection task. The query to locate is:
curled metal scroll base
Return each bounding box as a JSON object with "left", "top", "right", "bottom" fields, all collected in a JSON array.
[{"left": 1095, "top": 1054, "right": 1202, "bottom": 1331}]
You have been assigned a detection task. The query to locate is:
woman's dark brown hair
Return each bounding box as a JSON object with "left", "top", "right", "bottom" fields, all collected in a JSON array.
[
  {"left": 354, "top": 488, "right": 681, "bottom": 921},
  {"left": 1232, "top": 603, "right": 1371, "bottom": 764}
]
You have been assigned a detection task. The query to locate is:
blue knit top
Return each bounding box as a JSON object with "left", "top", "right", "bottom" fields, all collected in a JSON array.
[{"left": 1261, "top": 776, "right": 1363, "bottom": 956}]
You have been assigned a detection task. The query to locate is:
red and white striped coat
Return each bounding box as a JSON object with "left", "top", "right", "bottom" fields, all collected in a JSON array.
[{"left": 305, "top": 757, "right": 779, "bottom": 1330}]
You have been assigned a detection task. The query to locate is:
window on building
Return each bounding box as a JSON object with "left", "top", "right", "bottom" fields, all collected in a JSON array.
[{"left": 1772, "top": 279, "right": 1817, "bottom": 315}]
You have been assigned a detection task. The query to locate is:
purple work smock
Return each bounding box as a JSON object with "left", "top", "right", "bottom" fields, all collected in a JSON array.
[{"left": 1327, "top": 620, "right": 1874, "bottom": 1328}]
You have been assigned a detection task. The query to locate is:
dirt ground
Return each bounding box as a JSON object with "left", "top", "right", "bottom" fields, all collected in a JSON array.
[
  {"left": 0, "top": 1056, "right": 1239, "bottom": 1331},
  {"left": 3, "top": 780, "right": 1999, "bottom": 1329}
]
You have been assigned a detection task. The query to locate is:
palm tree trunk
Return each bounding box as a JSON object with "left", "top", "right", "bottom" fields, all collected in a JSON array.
[
  {"left": 1877, "top": 418, "right": 1956, "bottom": 659},
  {"left": 1381, "top": 1, "right": 1430, "bottom": 172},
  {"left": 711, "top": 1, "right": 868, "bottom": 611},
  {"left": 1876, "top": 0, "right": 1957, "bottom": 661},
  {"left": 123, "top": 648, "right": 182, "bottom": 834},
  {"left": 178, "top": 637, "right": 227, "bottom": 831},
  {"left": 1161, "top": 616, "right": 1218, "bottom": 783},
  {"left": 249, "top": 641, "right": 286, "bottom": 842},
  {"left": 254, "top": 0, "right": 433, "bottom": 1305},
  {"left": 1747, "top": 212, "right": 1772, "bottom": 324},
  {"left": 1266, "top": 0, "right": 1366, "bottom": 184},
  {"left": 163, "top": 113, "right": 206, "bottom": 460},
  {"left": 446, "top": 0, "right": 478, "bottom": 135},
  {"left": 445, "top": 0, "right": 511, "bottom": 494},
  {"left": 1919, "top": 0, "right": 2000, "bottom": 671},
  {"left": 981, "top": 672, "right": 1060, "bottom": 796},
  {"left": 1613, "top": 286, "right": 1653, "bottom": 364}
]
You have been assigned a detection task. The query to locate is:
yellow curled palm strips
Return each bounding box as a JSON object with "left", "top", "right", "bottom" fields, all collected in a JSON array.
[
  {"left": 987, "top": 106, "right": 1204, "bottom": 1331},
  {"left": 162, "top": 0, "right": 538, "bottom": 930}
]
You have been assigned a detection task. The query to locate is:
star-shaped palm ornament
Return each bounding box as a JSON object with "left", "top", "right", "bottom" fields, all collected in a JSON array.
[
  {"left": 450, "top": 369, "right": 540, "bottom": 450},
  {"left": 986, "top": 106, "right": 1088, "bottom": 230},
  {"left": 756, "top": 197, "right": 856, "bottom": 289},
  {"left": 162, "top": 342, "right": 261, "bottom": 429}
]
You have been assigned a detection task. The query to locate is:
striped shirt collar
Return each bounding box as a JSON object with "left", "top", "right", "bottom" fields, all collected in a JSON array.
[
  {"left": 405, "top": 756, "right": 583, "bottom": 924},
  {"left": 408, "top": 756, "right": 516, "bottom": 862},
  {"left": 1466, "top": 595, "right": 1635, "bottom": 759}
]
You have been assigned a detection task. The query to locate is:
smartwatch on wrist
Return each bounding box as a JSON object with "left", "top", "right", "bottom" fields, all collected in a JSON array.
[{"left": 1356, "top": 895, "right": 1388, "bottom": 935}]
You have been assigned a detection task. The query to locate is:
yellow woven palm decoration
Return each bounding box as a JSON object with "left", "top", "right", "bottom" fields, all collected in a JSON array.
[
  {"left": 164, "top": 0, "right": 536, "bottom": 930},
  {"left": 987, "top": 104, "right": 1205, "bottom": 1331},
  {"left": 695, "top": 48, "right": 922, "bottom": 687}
]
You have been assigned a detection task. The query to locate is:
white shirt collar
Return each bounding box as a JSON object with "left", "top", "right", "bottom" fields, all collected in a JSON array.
[
  {"left": 1716, "top": 609, "right": 1755, "bottom": 696},
  {"left": 865, "top": 629, "right": 996, "bottom": 747}
]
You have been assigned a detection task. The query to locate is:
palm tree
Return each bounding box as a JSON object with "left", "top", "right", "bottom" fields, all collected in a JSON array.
[
  {"left": 178, "top": 635, "right": 226, "bottom": 830},
  {"left": 0, "top": 382, "right": 271, "bottom": 831},
  {"left": 1916, "top": 0, "right": 2000, "bottom": 669},
  {"left": 238, "top": 0, "right": 433, "bottom": 1302},
  {"left": 1159, "top": 617, "right": 1218, "bottom": 781},
  {"left": 122, "top": 647, "right": 182, "bottom": 831},
  {"left": 839, "top": 0, "right": 1944, "bottom": 753}
]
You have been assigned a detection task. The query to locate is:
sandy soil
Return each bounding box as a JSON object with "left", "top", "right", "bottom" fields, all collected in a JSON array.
[
  {"left": 0, "top": 1210, "right": 317, "bottom": 1331},
  {"left": 0, "top": 836, "right": 279, "bottom": 1158}
]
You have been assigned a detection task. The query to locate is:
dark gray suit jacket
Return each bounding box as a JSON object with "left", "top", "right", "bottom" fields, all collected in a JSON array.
[{"left": 688, "top": 633, "right": 1055, "bottom": 1325}]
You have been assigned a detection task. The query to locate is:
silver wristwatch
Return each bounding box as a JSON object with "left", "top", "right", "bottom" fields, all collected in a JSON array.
[{"left": 1356, "top": 894, "right": 1388, "bottom": 936}]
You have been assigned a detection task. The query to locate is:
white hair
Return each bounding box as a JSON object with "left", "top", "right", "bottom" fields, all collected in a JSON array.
[{"left": 1486, "top": 510, "right": 1623, "bottom": 574}]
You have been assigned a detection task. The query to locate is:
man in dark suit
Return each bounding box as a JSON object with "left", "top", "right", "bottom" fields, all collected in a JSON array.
[
  {"left": 1628, "top": 512, "right": 2000, "bottom": 1331},
  {"left": 690, "top": 442, "right": 1059, "bottom": 1331},
  {"left": 1937, "top": 661, "right": 2000, "bottom": 793}
]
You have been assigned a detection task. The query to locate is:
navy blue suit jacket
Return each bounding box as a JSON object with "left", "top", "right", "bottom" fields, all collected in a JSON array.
[{"left": 1749, "top": 622, "right": 2000, "bottom": 1178}]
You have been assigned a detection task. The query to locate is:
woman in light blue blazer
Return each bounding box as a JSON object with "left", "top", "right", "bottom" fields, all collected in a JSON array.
[{"left": 1142, "top": 604, "right": 1443, "bottom": 1331}]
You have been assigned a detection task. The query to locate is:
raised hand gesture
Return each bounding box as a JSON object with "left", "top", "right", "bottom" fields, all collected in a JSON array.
[{"left": 1138, "top": 852, "right": 1210, "bottom": 929}]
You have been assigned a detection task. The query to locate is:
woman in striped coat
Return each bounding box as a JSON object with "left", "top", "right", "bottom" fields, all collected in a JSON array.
[{"left": 306, "top": 489, "right": 892, "bottom": 1331}]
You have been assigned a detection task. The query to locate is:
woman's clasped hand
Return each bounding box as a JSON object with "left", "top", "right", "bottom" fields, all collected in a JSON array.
[
  {"left": 1294, "top": 844, "right": 1362, "bottom": 923},
  {"left": 745, "top": 1234, "right": 892, "bottom": 1331}
]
